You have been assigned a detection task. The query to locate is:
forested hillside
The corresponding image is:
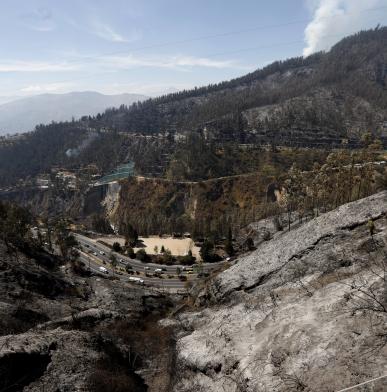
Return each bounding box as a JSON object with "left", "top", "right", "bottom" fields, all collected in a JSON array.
[
  {"left": 0, "top": 28, "right": 387, "bottom": 187},
  {"left": 91, "top": 27, "right": 387, "bottom": 138}
]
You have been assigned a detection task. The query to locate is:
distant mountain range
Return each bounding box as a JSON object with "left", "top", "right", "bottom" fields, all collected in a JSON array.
[{"left": 0, "top": 91, "right": 147, "bottom": 135}]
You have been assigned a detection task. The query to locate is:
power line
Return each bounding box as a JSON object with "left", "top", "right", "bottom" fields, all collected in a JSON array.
[
  {"left": 335, "top": 374, "right": 387, "bottom": 392},
  {"left": 65, "top": 5, "right": 387, "bottom": 63},
  {"left": 2, "top": 6, "right": 386, "bottom": 93},
  {"left": 25, "top": 23, "right": 383, "bottom": 89}
]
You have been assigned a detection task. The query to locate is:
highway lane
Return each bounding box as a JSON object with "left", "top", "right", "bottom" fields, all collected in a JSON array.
[
  {"left": 79, "top": 251, "right": 188, "bottom": 289},
  {"left": 31, "top": 228, "right": 220, "bottom": 290},
  {"left": 76, "top": 238, "right": 193, "bottom": 289},
  {"left": 74, "top": 233, "right": 227, "bottom": 275}
]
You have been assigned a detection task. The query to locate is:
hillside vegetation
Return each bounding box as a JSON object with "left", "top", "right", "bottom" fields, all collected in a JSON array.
[
  {"left": 0, "top": 28, "right": 387, "bottom": 187},
  {"left": 92, "top": 27, "right": 387, "bottom": 139}
]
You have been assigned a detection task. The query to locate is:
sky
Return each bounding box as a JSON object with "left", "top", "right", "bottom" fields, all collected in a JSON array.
[{"left": 0, "top": 0, "right": 386, "bottom": 98}]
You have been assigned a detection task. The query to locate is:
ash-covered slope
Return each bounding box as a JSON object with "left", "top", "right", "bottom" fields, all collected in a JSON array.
[
  {"left": 0, "top": 243, "right": 175, "bottom": 392},
  {"left": 171, "top": 191, "right": 387, "bottom": 392}
]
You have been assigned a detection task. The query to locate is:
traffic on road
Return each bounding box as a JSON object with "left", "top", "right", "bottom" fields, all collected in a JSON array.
[{"left": 74, "top": 233, "right": 227, "bottom": 290}]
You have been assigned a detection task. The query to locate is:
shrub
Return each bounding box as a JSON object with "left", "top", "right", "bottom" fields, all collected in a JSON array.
[
  {"left": 178, "top": 252, "right": 196, "bottom": 265},
  {"left": 112, "top": 242, "right": 122, "bottom": 252},
  {"left": 161, "top": 249, "right": 174, "bottom": 265},
  {"left": 126, "top": 246, "right": 135, "bottom": 258},
  {"left": 136, "top": 249, "right": 148, "bottom": 262},
  {"left": 245, "top": 237, "right": 255, "bottom": 251}
]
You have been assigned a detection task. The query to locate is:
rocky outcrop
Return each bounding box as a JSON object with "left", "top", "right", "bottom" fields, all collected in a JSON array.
[
  {"left": 0, "top": 329, "right": 98, "bottom": 392},
  {"left": 171, "top": 191, "right": 387, "bottom": 391},
  {"left": 213, "top": 191, "right": 387, "bottom": 299}
]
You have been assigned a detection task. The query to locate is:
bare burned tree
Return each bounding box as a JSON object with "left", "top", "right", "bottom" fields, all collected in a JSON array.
[
  {"left": 339, "top": 234, "right": 387, "bottom": 356},
  {"left": 290, "top": 263, "right": 314, "bottom": 297}
]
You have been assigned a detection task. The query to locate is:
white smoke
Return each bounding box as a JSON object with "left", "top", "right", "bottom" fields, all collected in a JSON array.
[{"left": 303, "top": 0, "right": 387, "bottom": 57}]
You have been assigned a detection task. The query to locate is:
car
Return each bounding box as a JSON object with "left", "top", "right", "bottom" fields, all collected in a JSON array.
[
  {"left": 99, "top": 251, "right": 105, "bottom": 255},
  {"left": 93, "top": 252, "right": 98, "bottom": 256},
  {"left": 154, "top": 268, "right": 163, "bottom": 273},
  {"left": 182, "top": 266, "right": 193, "bottom": 271},
  {"left": 119, "top": 258, "right": 124, "bottom": 262},
  {"left": 99, "top": 266, "right": 108, "bottom": 274},
  {"left": 144, "top": 266, "right": 150, "bottom": 270},
  {"left": 187, "top": 271, "right": 193, "bottom": 275},
  {"left": 128, "top": 277, "right": 144, "bottom": 285}
]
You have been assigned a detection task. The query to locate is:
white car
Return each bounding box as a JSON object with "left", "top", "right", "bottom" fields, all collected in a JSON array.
[
  {"left": 128, "top": 277, "right": 144, "bottom": 285},
  {"left": 99, "top": 251, "right": 105, "bottom": 255},
  {"left": 99, "top": 266, "right": 108, "bottom": 274},
  {"left": 154, "top": 268, "right": 163, "bottom": 273}
]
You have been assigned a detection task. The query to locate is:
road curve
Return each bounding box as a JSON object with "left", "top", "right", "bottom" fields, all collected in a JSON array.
[{"left": 75, "top": 233, "right": 227, "bottom": 290}]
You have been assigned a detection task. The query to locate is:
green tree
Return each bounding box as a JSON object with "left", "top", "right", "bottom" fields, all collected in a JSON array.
[
  {"left": 200, "top": 240, "right": 214, "bottom": 263},
  {"left": 136, "top": 248, "right": 148, "bottom": 262},
  {"left": 0, "top": 202, "right": 32, "bottom": 258},
  {"left": 122, "top": 223, "right": 138, "bottom": 247},
  {"left": 162, "top": 248, "right": 173, "bottom": 265},
  {"left": 126, "top": 246, "right": 135, "bottom": 258},
  {"left": 53, "top": 219, "right": 78, "bottom": 260},
  {"left": 109, "top": 253, "right": 118, "bottom": 276},
  {"left": 112, "top": 242, "right": 122, "bottom": 252}
]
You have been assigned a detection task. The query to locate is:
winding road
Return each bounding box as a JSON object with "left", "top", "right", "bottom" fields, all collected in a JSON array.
[{"left": 75, "top": 233, "right": 227, "bottom": 291}]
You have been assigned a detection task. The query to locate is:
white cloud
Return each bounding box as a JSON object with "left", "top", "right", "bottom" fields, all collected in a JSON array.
[
  {"left": 0, "top": 61, "right": 77, "bottom": 73},
  {"left": 105, "top": 82, "right": 194, "bottom": 96},
  {"left": 20, "top": 82, "right": 74, "bottom": 93},
  {"left": 96, "top": 54, "right": 250, "bottom": 71},
  {"left": 90, "top": 20, "right": 140, "bottom": 43},
  {"left": 303, "top": 0, "right": 387, "bottom": 56}
]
